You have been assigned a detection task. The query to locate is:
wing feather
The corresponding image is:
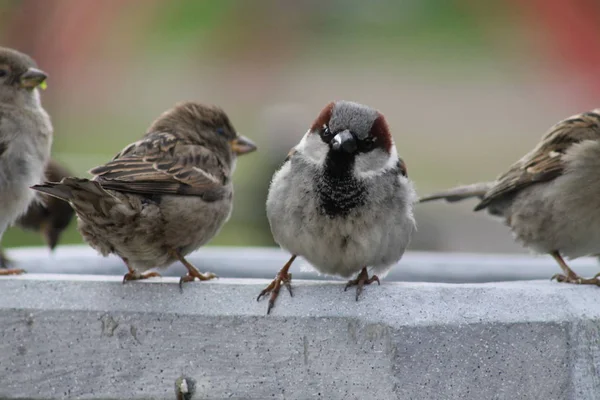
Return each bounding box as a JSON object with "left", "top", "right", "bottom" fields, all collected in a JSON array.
[
  {"left": 475, "top": 110, "right": 600, "bottom": 210},
  {"left": 89, "top": 132, "right": 227, "bottom": 197}
]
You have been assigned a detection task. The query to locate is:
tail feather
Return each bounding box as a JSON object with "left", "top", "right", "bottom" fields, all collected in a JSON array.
[
  {"left": 30, "top": 180, "right": 76, "bottom": 202},
  {"left": 31, "top": 177, "right": 111, "bottom": 213},
  {"left": 418, "top": 182, "right": 493, "bottom": 204}
]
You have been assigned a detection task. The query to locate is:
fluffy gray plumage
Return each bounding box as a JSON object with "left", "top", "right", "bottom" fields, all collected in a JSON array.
[
  {"left": 0, "top": 47, "right": 52, "bottom": 274},
  {"left": 419, "top": 109, "right": 600, "bottom": 284},
  {"left": 0, "top": 159, "right": 74, "bottom": 269},
  {"left": 262, "top": 100, "right": 416, "bottom": 312},
  {"left": 268, "top": 154, "right": 415, "bottom": 277}
]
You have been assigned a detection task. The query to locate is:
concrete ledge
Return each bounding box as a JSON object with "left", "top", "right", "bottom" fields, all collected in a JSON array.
[
  {"left": 1, "top": 275, "right": 600, "bottom": 399},
  {"left": 5, "top": 245, "right": 600, "bottom": 282}
]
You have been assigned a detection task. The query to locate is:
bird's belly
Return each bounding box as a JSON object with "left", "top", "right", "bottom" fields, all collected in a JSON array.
[
  {"left": 266, "top": 162, "right": 414, "bottom": 278},
  {"left": 0, "top": 185, "right": 35, "bottom": 231},
  {"left": 81, "top": 194, "right": 232, "bottom": 272},
  {"left": 160, "top": 195, "right": 233, "bottom": 256},
  {"left": 0, "top": 158, "right": 44, "bottom": 232},
  {"left": 510, "top": 177, "right": 600, "bottom": 259},
  {"left": 269, "top": 200, "right": 410, "bottom": 278}
]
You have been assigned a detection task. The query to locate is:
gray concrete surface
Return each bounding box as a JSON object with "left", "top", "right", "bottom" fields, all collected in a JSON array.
[
  {"left": 5, "top": 244, "right": 600, "bottom": 283},
  {"left": 1, "top": 275, "right": 600, "bottom": 399}
]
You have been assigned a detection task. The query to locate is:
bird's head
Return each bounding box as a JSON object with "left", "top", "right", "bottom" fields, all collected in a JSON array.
[
  {"left": 296, "top": 100, "right": 398, "bottom": 177},
  {"left": 148, "top": 102, "right": 257, "bottom": 170},
  {"left": 0, "top": 47, "right": 47, "bottom": 107}
]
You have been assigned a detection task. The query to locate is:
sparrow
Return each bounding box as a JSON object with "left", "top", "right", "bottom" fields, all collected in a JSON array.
[
  {"left": 0, "top": 158, "right": 75, "bottom": 268},
  {"left": 0, "top": 47, "right": 52, "bottom": 275},
  {"left": 419, "top": 109, "right": 600, "bottom": 285},
  {"left": 260, "top": 100, "right": 417, "bottom": 313},
  {"left": 32, "top": 102, "right": 256, "bottom": 285}
]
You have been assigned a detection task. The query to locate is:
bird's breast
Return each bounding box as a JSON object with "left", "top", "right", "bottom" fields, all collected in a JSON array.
[{"left": 314, "top": 161, "right": 367, "bottom": 219}]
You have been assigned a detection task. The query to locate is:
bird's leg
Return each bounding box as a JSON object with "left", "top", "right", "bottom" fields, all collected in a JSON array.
[
  {"left": 0, "top": 247, "right": 24, "bottom": 275},
  {"left": 344, "top": 267, "right": 380, "bottom": 301},
  {"left": 0, "top": 269, "right": 25, "bottom": 275},
  {"left": 170, "top": 249, "right": 217, "bottom": 290},
  {"left": 550, "top": 252, "right": 600, "bottom": 285},
  {"left": 121, "top": 257, "right": 162, "bottom": 283},
  {"left": 257, "top": 254, "right": 296, "bottom": 314}
]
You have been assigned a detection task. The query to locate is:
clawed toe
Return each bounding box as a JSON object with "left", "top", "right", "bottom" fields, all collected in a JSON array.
[
  {"left": 551, "top": 273, "right": 569, "bottom": 283},
  {"left": 257, "top": 255, "right": 297, "bottom": 315},
  {"left": 168, "top": 249, "right": 218, "bottom": 292},
  {"left": 550, "top": 252, "right": 600, "bottom": 286},
  {"left": 178, "top": 271, "right": 218, "bottom": 291},
  {"left": 551, "top": 273, "right": 600, "bottom": 286},
  {"left": 345, "top": 267, "right": 380, "bottom": 301},
  {"left": 122, "top": 271, "right": 161, "bottom": 283},
  {"left": 257, "top": 272, "right": 293, "bottom": 315},
  {"left": 0, "top": 268, "right": 25, "bottom": 276}
]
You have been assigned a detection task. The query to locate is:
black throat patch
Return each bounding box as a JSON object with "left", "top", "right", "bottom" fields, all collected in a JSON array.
[{"left": 315, "top": 151, "right": 367, "bottom": 218}]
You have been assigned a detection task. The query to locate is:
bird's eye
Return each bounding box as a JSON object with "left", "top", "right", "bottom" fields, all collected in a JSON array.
[
  {"left": 360, "top": 137, "right": 376, "bottom": 152},
  {"left": 322, "top": 124, "right": 332, "bottom": 137},
  {"left": 0, "top": 69, "right": 7, "bottom": 78},
  {"left": 216, "top": 127, "right": 226, "bottom": 136}
]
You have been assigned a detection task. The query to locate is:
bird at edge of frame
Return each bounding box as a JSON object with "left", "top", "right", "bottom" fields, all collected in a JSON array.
[
  {"left": 0, "top": 47, "right": 52, "bottom": 275},
  {"left": 260, "top": 100, "right": 417, "bottom": 314},
  {"left": 419, "top": 109, "right": 600, "bottom": 286},
  {"left": 32, "top": 102, "right": 257, "bottom": 288},
  {"left": 0, "top": 158, "right": 75, "bottom": 269}
]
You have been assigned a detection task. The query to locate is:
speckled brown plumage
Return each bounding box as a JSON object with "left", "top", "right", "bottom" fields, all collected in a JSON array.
[
  {"left": 32, "top": 102, "right": 256, "bottom": 285},
  {"left": 419, "top": 109, "right": 600, "bottom": 285}
]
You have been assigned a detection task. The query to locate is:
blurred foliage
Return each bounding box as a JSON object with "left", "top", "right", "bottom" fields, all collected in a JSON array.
[{"left": 1, "top": 0, "right": 597, "bottom": 255}]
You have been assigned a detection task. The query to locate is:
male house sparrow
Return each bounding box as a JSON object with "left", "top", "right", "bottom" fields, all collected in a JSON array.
[
  {"left": 260, "top": 101, "right": 416, "bottom": 313},
  {"left": 0, "top": 158, "right": 74, "bottom": 268},
  {"left": 32, "top": 102, "right": 256, "bottom": 284},
  {"left": 0, "top": 47, "right": 52, "bottom": 275},
  {"left": 419, "top": 109, "right": 600, "bottom": 285}
]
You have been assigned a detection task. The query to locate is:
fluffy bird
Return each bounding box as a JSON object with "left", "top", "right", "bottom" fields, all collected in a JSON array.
[
  {"left": 32, "top": 102, "right": 256, "bottom": 285},
  {"left": 0, "top": 159, "right": 75, "bottom": 268},
  {"left": 0, "top": 47, "right": 52, "bottom": 275},
  {"left": 419, "top": 109, "right": 600, "bottom": 285},
  {"left": 261, "top": 101, "right": 417, "bottom": 313}
]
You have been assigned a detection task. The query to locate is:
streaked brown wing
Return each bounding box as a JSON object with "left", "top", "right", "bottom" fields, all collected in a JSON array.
[
  {"left": 90, "top": 132, "right": 225, "bottom": 197},
  {"left": 475, "top": 110, "right": 600, "bottom": 211}
]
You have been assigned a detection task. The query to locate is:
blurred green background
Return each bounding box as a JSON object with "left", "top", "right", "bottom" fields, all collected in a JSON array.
[{"left": 1, "top": 0, "right": 599, "bottom": 254}]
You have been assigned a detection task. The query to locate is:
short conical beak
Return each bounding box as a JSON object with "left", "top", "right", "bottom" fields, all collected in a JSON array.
[
  {"left": 20, "top": 67, "right": 48, "bottom": 89},
  {"left": 331, "top": 130, "right": 357, "bottom": 154},
  {"left": 230, "top": 135, "right": 257, "bottom": 155}
]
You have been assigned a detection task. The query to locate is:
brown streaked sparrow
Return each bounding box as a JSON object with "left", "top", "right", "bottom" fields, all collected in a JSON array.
[
  {"left": 420, "top": 109, "right": 600, "bottom": 285},
  {"left": 32, "top": 102, "right": 256, "bottom": 285},
  {"left": 0, "top": 47, "right": 52, "bottom": 275},
  {"left": 260, "top": 100, "right": 417, "bottom": 313}
]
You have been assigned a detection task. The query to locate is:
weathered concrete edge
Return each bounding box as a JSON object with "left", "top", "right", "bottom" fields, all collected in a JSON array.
[
  {"left": 1, "top": 274, "right": 599, "bottom": 327},
  {"left": 5, "top": 245, "right": 600, "bottom": 283},
  {"left": 1, "top": 276, "right": 600, "bottom": 399}
]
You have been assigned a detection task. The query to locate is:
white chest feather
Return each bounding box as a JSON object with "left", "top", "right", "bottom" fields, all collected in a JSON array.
[
  {"left": 266, "top": 157, "right": 416, "bottom": 278},
  {"left": 0, "top": 104, "right": 52, "bottom": 232}
]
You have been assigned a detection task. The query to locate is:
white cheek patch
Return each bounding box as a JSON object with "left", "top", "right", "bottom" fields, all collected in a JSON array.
[
  {"left": 354, "top": 141, "right": 399, "bottom": 178},
  {"left": 295, "top": 130, "right": 328, "bottom": 166}
]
